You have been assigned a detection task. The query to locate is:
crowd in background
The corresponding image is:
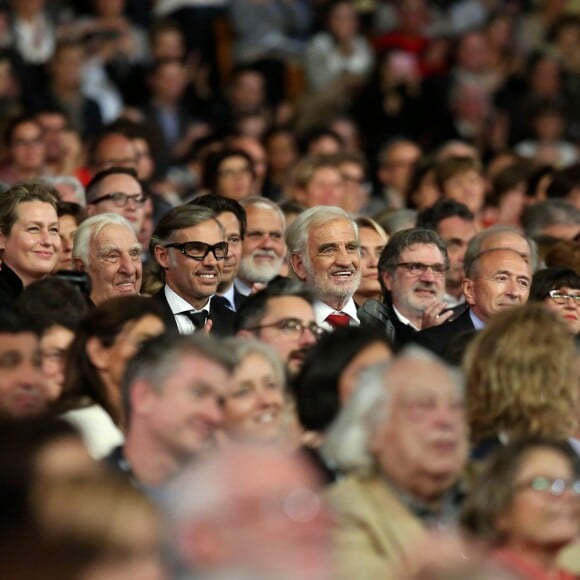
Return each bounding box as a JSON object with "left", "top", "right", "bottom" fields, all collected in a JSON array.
[{"left": 1, "top": 0, "right": 580, "bottom": 579}]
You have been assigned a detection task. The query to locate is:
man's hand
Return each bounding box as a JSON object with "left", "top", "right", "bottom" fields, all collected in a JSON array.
[{"left": 422, "top": 301, "right": 453, "bottom": 329}]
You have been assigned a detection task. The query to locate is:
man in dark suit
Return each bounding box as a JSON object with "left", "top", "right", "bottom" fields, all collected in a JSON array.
[
  {"left": 369, "top": 228, "right": 453, "bottom": 349},
  {"left": 149, "top": 204, "right": 236, "bottom": 336},
  {"left": 191, "top": 195, "right": 247, "bottom": 312},
  {"left": 416, "top": 247, "right": 532, "bottom": 362}
]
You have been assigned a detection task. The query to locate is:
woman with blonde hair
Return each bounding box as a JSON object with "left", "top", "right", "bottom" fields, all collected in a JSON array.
[
  {"left": 463, "top": 303, "right": 578, "bottom": 458},
  {"left": 354, "top": 216, "right": 388, "bottom": 306}
]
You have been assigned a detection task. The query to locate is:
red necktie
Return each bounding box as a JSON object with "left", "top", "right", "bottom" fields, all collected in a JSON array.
[{"left": 326, "top": 313, "right": 351, "bottom": 328}]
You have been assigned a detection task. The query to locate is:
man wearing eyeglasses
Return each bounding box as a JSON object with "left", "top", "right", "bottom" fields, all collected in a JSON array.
[
  {"left": 86, "top": 167, "right": 146, "bottom": 234},
  {"left": 150, "top": 204, "right": 236, "bottom": 337},
  {"left": 375, "top": 228, "right": 452, "bottom": 348}
]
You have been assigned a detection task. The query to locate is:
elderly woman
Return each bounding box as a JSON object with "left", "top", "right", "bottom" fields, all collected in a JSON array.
[
  {"left": 0, "top": 181, "right": 60, "bottom": 308},
  {"left": 463, "top": 303, "right": 578, "bottom": 459},
  {"left": 220, "top": 338, "right": 291, "bottom": 445},
  {"left": 462, "top": 438, "right": 580, "bottom": 580},
  {"left": 59, "top": 296, "right": 165, "bottom": 458},
  {"left": 529, "top": 268, "right": 580, "bottom": 336}
]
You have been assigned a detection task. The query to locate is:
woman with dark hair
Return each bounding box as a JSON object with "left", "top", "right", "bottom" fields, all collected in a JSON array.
[
  {"left": 202, "top": 148, "right": 256, "bottom": 201},
  {"left": 54, "top": 200, "right": 86, "bottom": 271},
  {"left": 293, "top": 325, "right": 392, "bottom": 434},
  {"left": 59, "top": 296, "right": 165, "bottom": 458},
  {"left": 529, "top": 268, "right": 580, "bottom": 335},
  {"left": 462, "top": 438, "right": 580, "bottom": 579}
]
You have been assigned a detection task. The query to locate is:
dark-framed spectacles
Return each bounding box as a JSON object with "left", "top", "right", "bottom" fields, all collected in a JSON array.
[
  {"left": 515, "top": 476, "right": 580, "bottom": 496},
  {"left": 89, "top": 192, "right": 147, "bottom": 207},
  {"left": 244, "top": 318, "right": 326, "bottom": 338},
  {"left": 165, "top": 241, "right": 229, "bottom": 261},
  {"left": 548, "top": 290, "right": 580, "bottom": 305},
  {"left": 395, "top": 262, "right": 448, "bottom": 278}
]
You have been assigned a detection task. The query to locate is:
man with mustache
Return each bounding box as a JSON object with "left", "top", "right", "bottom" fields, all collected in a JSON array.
[
  {"left": 375, "top": 228, "right": 451, "bottom": 348},
  {"left": 236, "top": 197, "right": 286, "bottom": 296},
  {"left": 149, "top": 205, "right": 236, "bottom": 336},
  {"left": 287, "top": 206, "right": 361, "bottom": 330}
]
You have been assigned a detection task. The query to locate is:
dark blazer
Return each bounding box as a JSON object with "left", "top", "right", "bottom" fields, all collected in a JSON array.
[
  {"left": 414, "top": 308, "right": 477, "bottom": 363},
  {"left": 151, "top": 287, "right": 236, "bottom": 337}
]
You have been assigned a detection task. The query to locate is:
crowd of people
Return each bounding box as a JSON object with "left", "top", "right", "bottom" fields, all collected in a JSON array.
[{"left": 1, "top": 0, "right": 580, "bottom": 578}]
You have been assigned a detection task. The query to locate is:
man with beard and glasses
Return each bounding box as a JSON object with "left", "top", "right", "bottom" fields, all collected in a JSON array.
[
  {"left": 373, "top": 228, "right": 452, "bottom": 348},
  {"left": 287, "top": 206, "right": 361, "bottom": 331},
  {"left": 149, "top": 205, "right": 236, "bottom": 336},
  {"left": 236, "top": 279, "right": 321, "bottom": 377},
  {"left": 236, "top": 197, "right": 286, "bottom": 296}
]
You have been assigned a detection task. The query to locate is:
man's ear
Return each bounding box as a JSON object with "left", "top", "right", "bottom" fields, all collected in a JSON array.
[
  {"left": 86, "top": 337, "right": 110, "bottom": 370},
  {"left": 463, "top": 278, "right": 475, "bottom": 306},
  {"left": 292, "top": 186, "right": 307, "bottom": 206},
  {"left": 130, "top": 378, "right": 156, "bottom": 416},
  {"left": 381, "top": 269, "right": 393, "bottom": 292},
  {"left": 154, "top": 244, "right": 170, "bottom": 269},
  {"left": 0, "top": 230, "right": 5, "bottom": 252},
  {"left": 290, "top": 252, "right": 307, "bottom": 281},
  {"left": 74, "top": 258, "right": 85, "bottom": 272}
]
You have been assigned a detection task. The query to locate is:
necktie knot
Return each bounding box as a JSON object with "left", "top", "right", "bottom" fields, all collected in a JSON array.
[
  {"left": 326, "top": 313, "right": 350, "bottom": 328},
  {"left": 182, "top": 310, "right": 208, "bottom": 330}
]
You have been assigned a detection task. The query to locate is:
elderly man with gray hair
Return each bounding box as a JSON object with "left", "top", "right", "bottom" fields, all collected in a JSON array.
[
  {"left": 322, "top": 346, "right": 468, "bottom": 579},
  {"left": 73, "top": 212, "right": 142, "bottom": 306},
  {"left": 287, "top": 205, "right": 361, "bottom": 330}
]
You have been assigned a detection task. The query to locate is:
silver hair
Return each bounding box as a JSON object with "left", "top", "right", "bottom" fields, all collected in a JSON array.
[
  {"left": 240, "top": 195, "right": 286, "bottom": 227},
  {"left": 42, "top": 175, "right": 86, "bottom": 207},
  {"left": 464, "top": 224, "right": 538, "bottom": 276},
  {"left": 321, "top": 345, "right": 464, "bottom": 475},
  {"left": 286, "top": 205, "right": 358, "bottom": 256},
  {"left": 72, "top": 212, "right": 137, "bottom": 266},
  {"left": 221, "top": 337, "right": 286, "bottom": 390}
]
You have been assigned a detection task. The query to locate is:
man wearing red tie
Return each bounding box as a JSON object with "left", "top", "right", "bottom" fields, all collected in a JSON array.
[{"left": 286, "top": 206, "right": 361, "bottom": 331}]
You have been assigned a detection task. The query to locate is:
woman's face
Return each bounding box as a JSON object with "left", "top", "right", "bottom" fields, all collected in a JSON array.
[
  {"left": 357, "top": 227, "right": 386, "bottom": 301},
  {"left": 40, "top": 324, "right": 75, "bottom": 402},
  {"left": 216, "top": 155, "right": 255, "bottom": 201},
  {"left": 338, "top": 341, "right": 392, "bottom": 402},
  {"left": 56, "top": 214, "right": 78, "bottom": 271},
  {"left": 222, "top": 352, "right": 285, "bottom": 442},
  {"left": 543, "top": 286, "right": 580, "bottom": 335},
  {"left": 496, "top": 447, "right": 580, "bottom": 551},
  {"left": 107, "top": 315, "right": 165, "bottom": 387}
]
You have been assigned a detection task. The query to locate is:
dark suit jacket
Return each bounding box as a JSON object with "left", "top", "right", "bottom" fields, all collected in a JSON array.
[
  {"left": 151, "top": 287, "right": 236, "bottom": 337},
  {"left": 414, "top": 308, "right": 476, "bottom": 363}
]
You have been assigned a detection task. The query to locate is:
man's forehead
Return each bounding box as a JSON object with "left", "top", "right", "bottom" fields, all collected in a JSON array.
[
  {"left": 480, "top": 249, "right": 531, "bottom": 275},
  {"left": 100, "top": 173, "right": 142, "bottom": 193},
  {"left": 265, "top": 296, "right": 314, "bottom": 318},
  {"left": 0, "top": 331, "right": 37, "bottom": 349},
  {"left": 174, "top": 220, "right": 223, "bottom": 241},
  {"left": 399, "top": 243, "right": 444, "bottom": 260}
]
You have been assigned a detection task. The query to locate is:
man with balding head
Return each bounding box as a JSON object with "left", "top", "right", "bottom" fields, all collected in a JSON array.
[{"left": 416, "top": 247, "right": 532, "bottom": 361}]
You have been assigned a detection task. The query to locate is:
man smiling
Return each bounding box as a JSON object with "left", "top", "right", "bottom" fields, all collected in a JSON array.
[
  {"left": 150, "top": 205, "right": 235, "bottom": 336},
  {"left": 287, "top": 206, "right": 361, "bottom": 330}
]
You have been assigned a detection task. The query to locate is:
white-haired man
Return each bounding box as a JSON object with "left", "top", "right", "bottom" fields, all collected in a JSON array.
[
  {"left": 236, "top": 197, "right": 286, "bottom": 296},
  {"left": 287, "top": 206, "right": 361, "bottom": 330},
  {"left": 322, "top": 346, "right": 468, "bottom": 579},
  {"left": 73, "top": 212, "right": 142, "bottom": 305}
]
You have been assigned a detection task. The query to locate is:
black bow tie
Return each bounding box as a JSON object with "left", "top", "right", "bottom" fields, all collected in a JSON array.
[{"left": 181, "top": 310, "right": 208, "bottom": 329}]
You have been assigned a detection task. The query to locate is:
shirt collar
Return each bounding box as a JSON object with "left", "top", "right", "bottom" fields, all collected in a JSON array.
[
  {"left": 164, "top": 285, "right": 211, "bottom": 314},
  {"left": 218, "top": 284, "right": 236, "bottom": 311},
  {"left": 234, "top": 277, "right": 252, "bottom": 297},
  {"left": 392, "top": 305, "right": 420, "bottom": 331},
  {"left": 315, "top": 299, "right": 360, "bottom": 330},
  {"left": 469, "top": 309, "right": 486, "bottom": 330}
]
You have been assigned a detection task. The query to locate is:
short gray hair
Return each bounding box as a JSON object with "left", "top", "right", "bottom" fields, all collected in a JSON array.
[
  {"left": 321, "top": 345, "right": 463, "bottom": 474},
  {"left": 240, "top": 195, "right": 286, "bottom": 227},
  {"left": 522, "top": 199, "right": 580, "bottom": 239},
  {"left": 73, "top": 212, "right": 137, "bottom": 266},
  {"left": 286, "top": 205, "right": 358, "bottom": 255},
  {"left": 122, "top": 333, "right": 236, "bottom": 418},
  {"left": 222, "top": 337, "right": 286, "bottom": 390},
  {"left": 43, "top": 175, "right": 86, "bottom": 206},
  {"left": 464, "top": 225, "right": 538, "bottom": 275}
]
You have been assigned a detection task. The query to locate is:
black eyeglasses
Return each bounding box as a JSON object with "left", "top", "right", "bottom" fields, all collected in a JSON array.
[
  {"left": 395, "top": 262, "right": 448, "bottom": 278},
  {"left": 89, "top": 192, "right": 147, "bottom": 207},
  {"left": 515, "top": 476, "right": 580, "bottom": 496},
  {"left": 548, "top": 290, "right": 580, "bottom": 305},
  {"left": 165, "top": 241, "right": 229, "bottom": 261},
  {"left": 244, "top": 318, "right": 326, "bottom": 338}
]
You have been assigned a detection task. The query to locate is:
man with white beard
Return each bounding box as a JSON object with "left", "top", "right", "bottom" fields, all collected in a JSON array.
[
  {"left": 287, "top": 206, "right": 362, "bottom": 330},
  {"left": 235, "top": 197, "right": 286, "bottom": 295}
]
